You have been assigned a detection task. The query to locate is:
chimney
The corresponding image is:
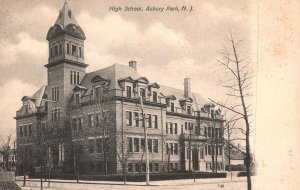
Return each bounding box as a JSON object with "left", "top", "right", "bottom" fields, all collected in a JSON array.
[
  {"left": 129, "top": 60, "right": 137, "bottom": 71},
  {"left": 184, "top": 78, "right": 191, "bottom": 98}
]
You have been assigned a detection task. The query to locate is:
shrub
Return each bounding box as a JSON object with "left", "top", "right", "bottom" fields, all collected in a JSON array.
[{"left": 29, "top": 172, "right": 227, "bottom": 181}]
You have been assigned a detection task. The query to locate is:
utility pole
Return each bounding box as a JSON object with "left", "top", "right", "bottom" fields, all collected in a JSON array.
[{"left": 140, "top": 96, "right": 150, "bottom": 185}]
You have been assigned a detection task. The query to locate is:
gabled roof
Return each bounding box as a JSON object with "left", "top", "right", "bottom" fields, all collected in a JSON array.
[
  {"left": 159, "top": 85, "right": 207, "bottom": 112},
  {"left": 79, "top": 63, "right": 141, "bottom": 95}
]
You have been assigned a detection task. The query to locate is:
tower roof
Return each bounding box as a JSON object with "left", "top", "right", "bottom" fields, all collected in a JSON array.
[
  {"left": 46, "top": 1, "right": 86, "bottom": 41},
  {"left": 54, "top": 1, "right": 78, "bottom": 29}
]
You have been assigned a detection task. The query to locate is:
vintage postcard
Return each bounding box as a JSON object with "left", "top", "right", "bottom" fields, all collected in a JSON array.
[{"left": 0, "top": 0, "right": 299, "bottom": 190}]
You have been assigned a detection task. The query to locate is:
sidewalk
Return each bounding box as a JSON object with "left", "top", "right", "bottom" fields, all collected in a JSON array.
[{"left": 15, "top": 172, "right": 247, "bottom": 188}]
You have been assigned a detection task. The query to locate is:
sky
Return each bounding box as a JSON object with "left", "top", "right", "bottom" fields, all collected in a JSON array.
[{"left": 0, "top": 0, "right": 252, "bottom": 137}]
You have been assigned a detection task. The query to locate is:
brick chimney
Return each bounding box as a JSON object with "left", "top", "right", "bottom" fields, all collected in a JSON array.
[
  {"left": 129, "top": 60, "right": 137, "bottom": 71},
  {"left": 184, "top": 78, "right": 191, "bottom": 98}
]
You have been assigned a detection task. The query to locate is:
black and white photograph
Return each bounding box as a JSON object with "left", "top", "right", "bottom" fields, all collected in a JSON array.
[{"left": 0, "top": 0, "right": 299, "bottom": 190}]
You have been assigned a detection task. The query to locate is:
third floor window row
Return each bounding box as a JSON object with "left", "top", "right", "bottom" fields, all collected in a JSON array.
[
  {"left": 71, "top": 71, "right": 80, "bottom": 85},
  {"left": 50, "top": 42, "right": 84, "bottom": 58},
  {"left": 125, "top": 86, "right": 158, "bottom": 103}
]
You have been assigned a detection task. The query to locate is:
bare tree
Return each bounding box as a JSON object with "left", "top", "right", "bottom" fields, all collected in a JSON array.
[
  {"left": 209, "top": 31, "right": 254, "bottom": 190},
  {"left": 0, "top": 131, "right": 14, "bottom": 171},
  {"left": 116, "top": 133, "right": 133, "bottom": 184}
]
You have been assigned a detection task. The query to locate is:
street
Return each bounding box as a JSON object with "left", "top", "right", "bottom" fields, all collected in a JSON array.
[{"left": 15, "top": 176, "right": 248, "bottom": 190}]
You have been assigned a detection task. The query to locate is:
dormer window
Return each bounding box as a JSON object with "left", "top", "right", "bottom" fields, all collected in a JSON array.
[
  {"left": 24, "top": 105, "right": 29, "bottom": 114},
  {"left": 72, "top": 45, "right": 77, "bottom": 56},
  {"left": 170, "top": 102, "right": 175, "bottom": 112},
  {"left": 74, "top": 93, "right": 80, "bottom": 105},
  {"left": 140, "top": 88, "right": 146, "bottom": 99},
  {"left": 153, "top": 91, "right": 157, "bottom": 102},
  {"left": 95, "top": 86, "right": 103, "bottom": 102},
  {"left": 211, "top": 110, "right": 215, "bottom": 119},
  {"left": 126, "top": 86, "right": 132, "bottom": 98},
  {"left": 187, "top": 105, "right": 192, "bottom": 115}
]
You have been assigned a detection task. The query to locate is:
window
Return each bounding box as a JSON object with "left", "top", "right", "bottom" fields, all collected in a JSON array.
[
  {"left": 70, "top": 71, "right": 73, "bottom": 84},
  {"left": 52, "top": 86, "right": 59, "bottom": 101},
  {"left": 127, "top": 137, "right": 133, "bottom": 152},
  {"left": 55, "top": 45, "right": 58, "bottom": 56},
  {"left": 140, "top": 88, "right": 146, "bottom": 99},
  {"left": 141, "top": 138, "right": 145, "bottom": 150},
  {"left": 71, "top": 71, "right": 79, "bottom": 85},
  {"left": 126, "top": 111, "right": 132, "bottom": 126},
  {"left": 181, "top": 125, "right": 183, "bottom": 134},
  {"left": 174, "top": 143, "right": 178, "bottom": 154},
  {"left": 149, "top": 163, "right": 153, "bottom": 172},
  {"left": 169, "top": 123, "right": 173, "bottom": 134},
  {"left": 135, "top": 163, "right": 140, "bottom": 172},
  {"left": 174, "top": 123, "right": 178, "bottom": 134},
  {"left": 211, "top": 110, "right": 215, "bottom": 118},
  {"left": 208, "top": 145, "right": 211, "bottom": 155},
  {"left": 72, "top": 45, "right": 77, "bottom": 56},
  {"left": 165, "top": 122, "right": 168, "bottom": 134},
  {"left": 148, "top": 139, "right": 152, "bottom": 153},
  {"left": 170, "top": 143, "right": 174, "bottom": 154},
  {"left": 153, "top": 139, "right": 158, "bottom": 153},
  {"left": 95, "top": 86, "right": 103, "bottom": 102},
  {"left": 79, "top": 46, "right": 82, "bottom": 57},
  {"left": 59, "top": 43, "right": 63, "bottom": 54},
  {"left": 28, "top": 124, "right": 32, "bottom": 137},
  {"left": 50, "top": 47, "right": 53, "bottom": 57},
  {"left": 154, "top": 163, "right": 159, "bottom": 172},
  {"left": 78, "top": 117, "right": 83, "bottom": 130},
  {"left": 24, "top": 105, "right": 29, "bottom": 114},
  {"left": 153, "top": 91, "right": 157, "bottom": 102},
  {"left": 72, "top": 118, "right": 77, "bottom": 131},
  {"left": 208, "top": 127, "right": 211, "bottom": 137},
  {"left": 74, "top": 93, "right": 80, "bottom": 105},
  {"left": 58, "top": 143, "right": 65, "bottom": 161},
  {"left": 142, "top": 163, "right": 146, "bottom": 172},
  {"left": 204, "top": 127, "right": 207, "bottom": 137},
  {"left": 186, "top": 149, "right": 190, "bottom": 159},
  {"left": 153, "top": 115, "right": 158, "bottom": 129},
  {"left": 96, "top": 139, "right": 102, "bottom": 153},
  {"left": 200, "top": 149, "right": 204, "bottom": 159},
  {"left": 52, "top": 108, "right": 60, "bottom": 122},
  {"left": 89, "top": 139, "right": 94, "bottom": 153},
  {"left": 174, "top": 163, "right": 178, "bottom": 171},
  {"left": 134, "top": 138, "right": 139, "bottom": 152},
  {"left": 187, "top": 106, "right": 192, "bottom": 115},
  {"left": 89, "top": 114, "right": 94, "bottom": 127},
  {"left": 95, "top": 113, "right": 100, "bottom": 127},
  {"left": 134, "top": 112, "right": 139, "bottom": 127},
  {"left": 66, "top": 42, "right": 70, "bottom": 54},
  {"left": 219, "top": 146, "right": 222, "bottom": 155},
  {"left": 126, "top": 86, "right": 132, "bottom": 98},
  {"left": 128, "top": 163, "right": 133, "bottom": 172},
  {"left": 170, "top": 102, "right": 175, "bottom": 112},
  {"left": 147, "top": 114, "right": 152, "bottom": 128},
  {"left": 20, "top": 126, "right": 23, "bottom": 137}
]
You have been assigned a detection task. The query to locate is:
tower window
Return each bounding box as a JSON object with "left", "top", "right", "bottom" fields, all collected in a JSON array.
[
  {"left": 59, "top": 43, "right": 63, "bottom": 54},
  {"left": 52, "top": 86, "right": 59, "bottom": 101},
  {"left": 51, "top": 108, "right": 60, "bottom": 122},
  {"left": 71, "top": 71, "right": 79, "bottom": 85},
  {"left": 67, "top": 43, "right": 70, "bottom": 54},
  {"left": 72, "top": 45, "right": 77, "bottom": 56},
  {"left": 79, "top": 46, "right": 82, "bottom": 57},
  {"left": 55, "top": 45, "right": 59, "bottom": 56}
]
